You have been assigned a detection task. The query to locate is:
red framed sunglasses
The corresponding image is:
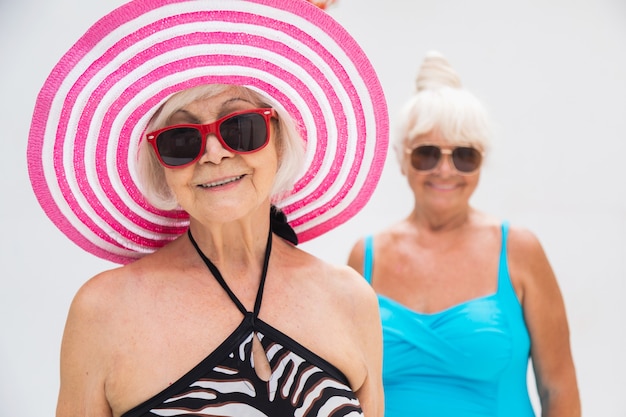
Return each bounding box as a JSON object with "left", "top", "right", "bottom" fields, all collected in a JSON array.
[
  {"left": 406, "top": 144, "right": 483, "bottom": 174},
  {"left": 146, "top": 108, "right": 276, "bottom": 168}
]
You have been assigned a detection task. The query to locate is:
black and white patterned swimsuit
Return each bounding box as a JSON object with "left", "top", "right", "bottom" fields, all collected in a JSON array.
[{"left": 122, "top": 229, "right": 363, "bottom": 417}]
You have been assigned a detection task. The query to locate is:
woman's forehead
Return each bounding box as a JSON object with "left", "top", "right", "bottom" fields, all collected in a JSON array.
[{"left": 408, "top": 129, "right": 483, "bottom": 150}]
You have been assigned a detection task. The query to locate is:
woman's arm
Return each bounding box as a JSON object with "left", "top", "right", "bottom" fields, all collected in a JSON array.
[
  {"left": 508, "top": 227, "right": 581, "bottom": 417},
  {"left": 57, "top": 275, "right": 115, "bottom": 417},
  {"left": 351, "top": 271, "right": 384, "bottom": 417},
  {"left": 346, "top": 238, "right": 384, "bottom": 416}
]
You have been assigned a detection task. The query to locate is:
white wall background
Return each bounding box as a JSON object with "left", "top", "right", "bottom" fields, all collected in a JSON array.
[{"left": 0, "top": 0, "right": 624, "bottom": 416}]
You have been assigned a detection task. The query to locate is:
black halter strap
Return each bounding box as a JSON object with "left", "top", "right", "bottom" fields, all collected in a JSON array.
[{"left": 187, "top": 228, "right": 273, "bottom": 321}]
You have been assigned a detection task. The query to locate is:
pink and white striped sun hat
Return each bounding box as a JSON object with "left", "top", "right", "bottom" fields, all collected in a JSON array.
[{"left": 28, "top": 0, "right": 388, "bottom": 264}]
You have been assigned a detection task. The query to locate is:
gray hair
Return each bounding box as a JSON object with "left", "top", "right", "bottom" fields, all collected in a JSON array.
[
  {"left": 136, "top": 84, "right": 306, "bottom": 210},
  {"left": 394, "top": 51, "right": 493, "bottom": 167}
]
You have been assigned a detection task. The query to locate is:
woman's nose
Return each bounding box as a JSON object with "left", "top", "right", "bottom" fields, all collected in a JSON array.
[
  {"left": 434, "top": 153, "right": 455, "bottom": 175},
  {"left": 199, "top": 134, "right": 234, "bottom": 164}
]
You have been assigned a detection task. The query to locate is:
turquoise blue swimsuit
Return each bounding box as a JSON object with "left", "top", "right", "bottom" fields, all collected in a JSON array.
[{"left": 363, "top": 223, "right": 535, "bottom": 416}]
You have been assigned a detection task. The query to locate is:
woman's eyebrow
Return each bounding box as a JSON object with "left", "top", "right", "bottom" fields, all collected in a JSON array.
[
  {"left": 168, "top": 97, "right": 257, "bottom": 124},
  {"left": 216, "top": 97, "right": 255, "bottom": 117},
  {"left": 167, "top": 109, "right": 201, "bottom": 124}
]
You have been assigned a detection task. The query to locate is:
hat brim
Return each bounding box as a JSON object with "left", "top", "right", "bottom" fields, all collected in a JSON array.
[{"left": 28, "top": 0, "right": 388, "bottom": 264}]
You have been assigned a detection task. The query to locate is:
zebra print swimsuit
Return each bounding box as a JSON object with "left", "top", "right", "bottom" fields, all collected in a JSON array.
[{"left": 121, "top": 229, "right": 363, "bottom": 417}]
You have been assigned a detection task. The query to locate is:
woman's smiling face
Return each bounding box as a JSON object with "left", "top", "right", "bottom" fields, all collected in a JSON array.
[
  {"left": 404, "top": 129, "right": 481, "bottom": 214},
  {"left": 162, "top": 87, "right": 279, "bottom": 225}
]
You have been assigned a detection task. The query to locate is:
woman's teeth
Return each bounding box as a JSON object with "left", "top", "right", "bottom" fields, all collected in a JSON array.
[{"left": 199, "top": 175, "right": 244, "bottom": 188}]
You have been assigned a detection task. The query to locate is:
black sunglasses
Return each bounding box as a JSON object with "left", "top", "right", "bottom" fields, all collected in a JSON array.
[
  {"left": 406, "top": 144, "right": 483, "bottom": 174},
  {"left": 146, "top": 108, "right": 276, "bottom": 168}
]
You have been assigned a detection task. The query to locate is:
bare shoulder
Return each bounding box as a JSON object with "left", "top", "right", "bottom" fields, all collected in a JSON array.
[
  {"left": 506, "top": 223, "right": 549, "bottom": 262},
  {"left": 285, "top": 248, "right": 377, "bottom": 324},
  {"left": 333, "top": 262, "right": 377, "bottom": 301},
  {"left": 505, "top": 223, "right": 558, "bottom": 302},
  {"left": 306, "top": 251, "right": 375, "bottom": 300},
  {"left": 359, "top": 222, "right": 410, "bottom": 251},
  {"left": 70, "top": 266, "right": 127, "bottom": 319},
  {"left": 72, "top": 259, "right": 146, "bottom": 311},
  {"left": 61, "top": 253, "right": 175, "bottom": 365},
  {"left": 347, "top": 221, "right": 410, "bottom": 271},
  {"left": 347, "top": 236, "right": 366, "bottom": 273},
  {"left": 67, "top": 254, "right": 169, "bottom": 335}
]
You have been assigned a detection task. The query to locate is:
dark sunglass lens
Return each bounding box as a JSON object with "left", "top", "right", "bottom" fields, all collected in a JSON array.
[
  {"left": 411, "top": 145, "right": 441, "bottom": 171},
  {"left": 219, "top": 113, "right": 268, "bottom": 152},
  {"left": 156, "top": 128, "right": 202, "bottom": 166},
  {"left": 452, "top": 147, "right": 482, "bottom": 172}
]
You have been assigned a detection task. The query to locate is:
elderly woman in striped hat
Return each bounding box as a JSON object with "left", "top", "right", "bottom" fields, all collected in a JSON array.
[{"left": 28, "top": 1, "right": 389, "bottom": 416}]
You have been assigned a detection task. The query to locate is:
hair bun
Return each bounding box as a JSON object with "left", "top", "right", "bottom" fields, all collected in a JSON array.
[{"left": 415, "top": 51, "right": 462, "bottom": 92}]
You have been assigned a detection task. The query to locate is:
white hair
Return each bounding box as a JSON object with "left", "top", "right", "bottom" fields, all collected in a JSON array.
[{"left": 394, "top": 51, "right": 493, "bottom": 167}]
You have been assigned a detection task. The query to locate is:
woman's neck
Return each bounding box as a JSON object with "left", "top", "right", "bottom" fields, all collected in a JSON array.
[
  {"left": 409, "top": 205, "right": 473, "bottom": 232},
  {"left": 187, "top": 205, "right": 271, "bottom": 268}
]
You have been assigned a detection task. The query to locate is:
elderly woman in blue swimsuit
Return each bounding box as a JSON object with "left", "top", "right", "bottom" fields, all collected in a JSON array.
[{"left": 348, "top": 51, "right": 580, "bottom": 417}]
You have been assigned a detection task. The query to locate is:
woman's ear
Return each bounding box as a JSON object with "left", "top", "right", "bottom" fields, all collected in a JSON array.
[
  {"left": 273, "top": 119, "right": 284, "bottom": 167},
  {"left": 399, "top": 143, "right": 409, "bottom": 176},
  {"left": 400, "top": 158, "right": 409, "bottom": 176}
]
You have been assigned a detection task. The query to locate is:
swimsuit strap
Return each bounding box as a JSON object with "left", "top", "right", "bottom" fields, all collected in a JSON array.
[
  {"left": 497, "top": 221, "right": 513, "bottom": 294},
  {"left": 363, "top": 235, "right": 374, "bottom": 284},
  {"left": 187, "top": 228, "right": 273, "bottom": 321}
]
